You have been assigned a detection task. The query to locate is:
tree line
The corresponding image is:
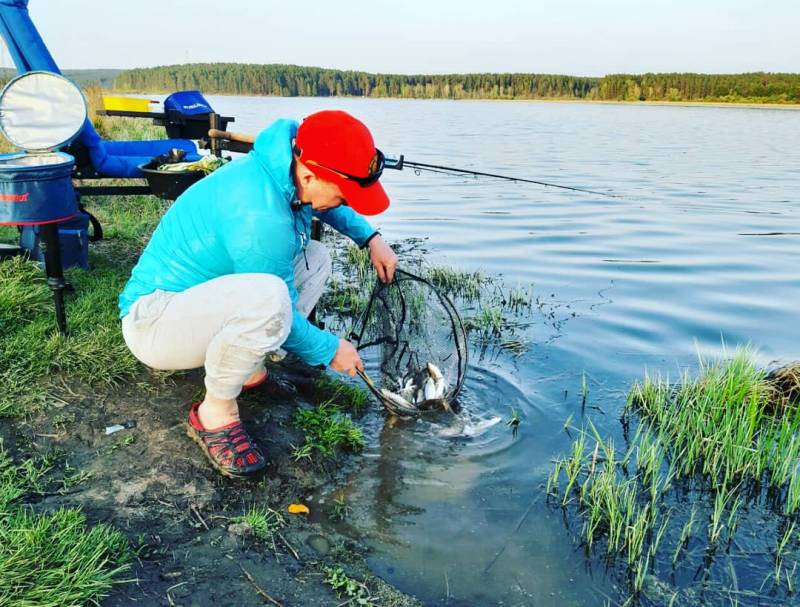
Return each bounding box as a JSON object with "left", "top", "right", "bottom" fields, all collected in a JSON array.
[{"left": 113, "top": 64, "right": 800, "bottom": 103}]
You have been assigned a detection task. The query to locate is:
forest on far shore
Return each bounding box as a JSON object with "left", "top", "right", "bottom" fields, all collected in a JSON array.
[{"left": 113, "top": 64, "right": 800, "bottom": 104}]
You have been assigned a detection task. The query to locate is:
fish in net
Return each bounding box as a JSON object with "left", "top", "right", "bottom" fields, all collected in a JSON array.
[{"left": 351, "top": 268, "right": 468, "bottom": 417}]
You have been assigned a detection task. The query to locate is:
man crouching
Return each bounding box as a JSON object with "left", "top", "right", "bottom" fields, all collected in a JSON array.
[{"left": 118, "top": 110, "right": 397, "bottom": 478}]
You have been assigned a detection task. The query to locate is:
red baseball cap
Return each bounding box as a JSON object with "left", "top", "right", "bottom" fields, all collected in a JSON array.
[{"left": 294, "top": 110, "right": 389, "bottom": 216}]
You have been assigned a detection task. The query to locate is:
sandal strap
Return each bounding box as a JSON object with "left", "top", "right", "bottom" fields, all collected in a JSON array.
[{"left": 189, "top": 403, "right": 265, "bottom": 475}]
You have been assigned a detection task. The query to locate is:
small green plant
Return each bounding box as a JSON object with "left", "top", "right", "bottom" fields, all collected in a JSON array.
[
  {"left": 506, "top": 408, "right": 521, "bottom": 437},
  {"left": 330, "top": 494, "right": 350, "bottom": 521},
  {"left": 59, "top": 468, "right": 93, "bottom": 493},
  {"left": 581, "top": 371, "right": 588, "bottom": 405},
  {"left": 346, "top": 245, "right": 373, "bottom": 282},
  {"left": 505, "top": 284, "right": 533, "bottom": 311},
  {"left": 105, "top": 433, "right": 137, "bottom": 454},
  {"left": 323, "top": 566, "right": 373, "bottom": 605},
  {"left": 232, "top": 505, "right": 284, "bottom": 542},
  {"left": 52, "top": 411, "right": 77, "bottom": 429},
  {"left": 291, "top": 443, "right": 314, "bottom": 462},
  {"left": 672, "top": 507, "right": 697, "bottom": 565},
  {"left": 424, "top": 265, "right": 486, "bottom": 299}
]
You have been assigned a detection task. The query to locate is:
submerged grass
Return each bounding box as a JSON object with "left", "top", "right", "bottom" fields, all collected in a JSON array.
[
  {"left": 424, "top": 265, "right": 487, "bottom": 299},
  {"left": 319, "top": 231, "right": 548, "bottom": 357},
  {"left": 548, "top": 348, "right": 800, "bottom": 598},
  {"left": 0, "top": 443, "right": 131, "bottom": 606}
]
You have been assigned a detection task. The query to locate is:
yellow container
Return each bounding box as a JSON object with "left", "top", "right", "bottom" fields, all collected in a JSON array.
[{"left": 102, "top": 96, "right": 153, "bottom": 113}]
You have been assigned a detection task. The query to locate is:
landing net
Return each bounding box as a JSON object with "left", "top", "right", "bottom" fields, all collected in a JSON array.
[{"left": 351, "top": 269, "right": 468, "bottom": 416}]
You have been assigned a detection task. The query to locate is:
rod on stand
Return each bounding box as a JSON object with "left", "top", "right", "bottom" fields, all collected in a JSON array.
[
  {"left": 39, "top": 223, "right": 70, "bottom": 336},
  {"left": 201, "top": 129, "right": 620, "bottom": 198}
]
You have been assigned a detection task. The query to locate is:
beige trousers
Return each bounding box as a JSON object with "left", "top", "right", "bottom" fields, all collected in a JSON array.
[{"left": 122, "top": 241, "right": 332, "bottom": 400}]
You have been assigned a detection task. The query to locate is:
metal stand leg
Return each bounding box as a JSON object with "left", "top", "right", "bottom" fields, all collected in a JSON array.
[{"left": 40, "top": 223, "right": 70, "bottom": 336}]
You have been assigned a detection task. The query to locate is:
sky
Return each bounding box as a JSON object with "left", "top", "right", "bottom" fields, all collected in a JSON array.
[{"left": 9, "top": 0, "right": 800, "bottom": 75}]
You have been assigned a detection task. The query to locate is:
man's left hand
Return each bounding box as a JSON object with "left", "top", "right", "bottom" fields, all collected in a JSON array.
[{"left": 368, "top": 235, "right": 398, "bottom": 283}]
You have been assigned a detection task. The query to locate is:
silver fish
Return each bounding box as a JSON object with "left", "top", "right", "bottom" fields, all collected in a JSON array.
[
  {"left": 438, "top": 415, "right": 502, "bottom": 438},
  {"left": 422, "top": 376, "right": 437, "bottom": 401},
  {"left": 380, "top": 388, "right": 419, "bottom": 416},
  {"left": 426, "top": 362, "right": 443, "bottom": 381},
  {"left": 433, "top": 376, "right": 448, "bottom": 399}
]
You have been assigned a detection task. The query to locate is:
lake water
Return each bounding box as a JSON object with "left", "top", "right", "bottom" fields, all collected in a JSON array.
[{"left": 206, "top": 95, "right": 800, "bottom": 605}]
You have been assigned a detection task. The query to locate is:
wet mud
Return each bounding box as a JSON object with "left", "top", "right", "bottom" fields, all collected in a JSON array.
[{"left": 5, "top": 363, "right": 421, "bottom": 606}]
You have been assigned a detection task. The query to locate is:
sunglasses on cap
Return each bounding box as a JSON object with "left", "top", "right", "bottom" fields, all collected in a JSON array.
[{"left": 295, "top": 146, "right": 385, "bottom": 187}]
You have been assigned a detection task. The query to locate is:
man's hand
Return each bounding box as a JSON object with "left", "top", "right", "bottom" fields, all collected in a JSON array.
[
  {"left": 330, "top": 338, "right": 363, "bottom": 377},
  {"left": 368, "top": 235, "right": 398, "bottom": 283}
]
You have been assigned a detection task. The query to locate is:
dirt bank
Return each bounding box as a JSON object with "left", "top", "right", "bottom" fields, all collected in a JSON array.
[{"left": 6, "top": 363, "right": 421, "bottom": 606}]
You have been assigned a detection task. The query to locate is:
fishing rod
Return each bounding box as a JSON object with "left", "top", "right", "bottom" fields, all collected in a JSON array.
[
  {"left": 207, "top": 130, "right": 621, "bottom": 198},
  {"left": 383, "top": 155, "right": 622, "bottom": 199}
]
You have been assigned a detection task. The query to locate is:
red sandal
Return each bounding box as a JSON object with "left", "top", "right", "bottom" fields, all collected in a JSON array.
[
  {"left": 242, "top": 368, "right": 297, "bottom": 398},
  {"left": 186, "top": 402, "right": 267, "bottom": 478},
  {"left": 242, "top": 368, "right": 269, "bottom": 390}
]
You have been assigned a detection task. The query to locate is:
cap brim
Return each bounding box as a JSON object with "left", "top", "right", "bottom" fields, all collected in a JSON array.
[{"left": 337, "top": 177, "right": 390, "bottom": 216}]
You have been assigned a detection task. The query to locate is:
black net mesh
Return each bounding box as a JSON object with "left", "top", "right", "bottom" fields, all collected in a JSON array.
[{"left": 352, "top": 269, "right": 468, "bottom": 416}]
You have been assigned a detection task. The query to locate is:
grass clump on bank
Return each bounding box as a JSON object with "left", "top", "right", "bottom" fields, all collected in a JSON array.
[
  {"left": 548, "top": 348, "right": 800, "bottom": 599},
  {"left": 231, "top": 505, "right": 285, "bottom": 542},
  {"left": 312, "top": 374, "right": 370, "bottom": 415},
  {"left": 0, "top": 443, "right": 131, "bottom": 606},
  {"left": 293, "top": 401, "right": 365, "bottom": 460}
]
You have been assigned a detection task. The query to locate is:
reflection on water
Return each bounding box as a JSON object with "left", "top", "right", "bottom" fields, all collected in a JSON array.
[{"left": 206, "top": 95, "right": 800, "bottom": 604}]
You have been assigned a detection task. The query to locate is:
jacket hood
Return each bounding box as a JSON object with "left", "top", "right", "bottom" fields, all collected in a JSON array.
[{"left": 252, "top": 119, "right": 299, "bottom": 201}]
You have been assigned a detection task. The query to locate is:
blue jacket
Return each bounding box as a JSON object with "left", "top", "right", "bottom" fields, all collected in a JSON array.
[{"left": 118, "top": 119, "right": 376, "bottom": 366}]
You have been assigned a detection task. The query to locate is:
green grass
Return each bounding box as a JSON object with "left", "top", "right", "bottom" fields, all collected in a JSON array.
[
  {"left": 465, "top": 305, "right": 504, "bottom": 334},
  {"left": 323, "top": 566, "right": 374, "bottom": 605},
  {"left": 312, "top": 374, "right": 370, "bottom": 415},
  {"left": 321, "top": 278, "right": 370, "bottom": 318},
  {"left": 548, "top": 348, "right": 800, "bottom": 597},
  {"left": 0, "top": 106, "right": 170, "bottom": 419},
  {"left": 0, "top": 252, "right": 140, "bottom": 417},
  {"left": 85, "top": 195, "right": 171, "bottom": 246},
  {"left": 0, "top": 443, "right": 131, "bottom": 606},
  {"left": 293, "top": 401, "right": 365, "bottom": 458},
  {"left": 346, "top": 244, "right": 373, "bottom": 282},
  {"left": 0, "top": 107, "right": 186, "bottom": 606},
  {"left": 231, "top": 505, "right": 285, "bottom": 542},
  {"left": 423, "top": 265, "right": 486, "bottom": 299}
]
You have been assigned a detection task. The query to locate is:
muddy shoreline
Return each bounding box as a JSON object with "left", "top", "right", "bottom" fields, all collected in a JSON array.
[{"left": 5, "top": 363, "right": 421, "bottom": 606}]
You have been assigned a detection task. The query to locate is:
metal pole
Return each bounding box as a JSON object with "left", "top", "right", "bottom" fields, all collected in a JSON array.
[
  {"left": 39, "top": 222, "right": 68, "bottom": 335},
  {"left": 209, "top": 113, "right": 221, "bottom": 158}
]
